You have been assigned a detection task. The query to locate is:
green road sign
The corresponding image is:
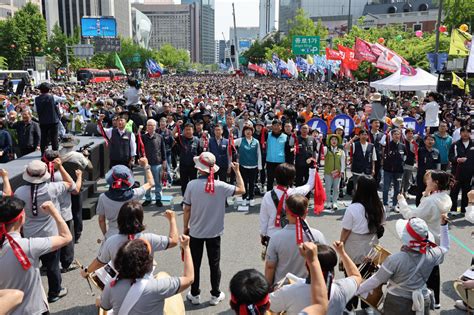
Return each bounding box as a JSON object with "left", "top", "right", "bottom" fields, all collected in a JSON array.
[{"left": 292, "top": 36, "right": 320, "bottom": 55}]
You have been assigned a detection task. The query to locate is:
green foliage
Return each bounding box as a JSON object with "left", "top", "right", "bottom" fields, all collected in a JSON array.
[
  {"left": 155, "top": 43, "right": 190, "bottom": 70},
  {"left": 0, "top": 3, "right": 47, "bottom": 69},
  {"left": 435, "top": 0, "right": 474, "bottom": 32},
  {"left": 243, "top": 39, "right": 274, "bottom": 64},
  {"left": 0, "top": 56, "right": 7, "bottom": 70}
]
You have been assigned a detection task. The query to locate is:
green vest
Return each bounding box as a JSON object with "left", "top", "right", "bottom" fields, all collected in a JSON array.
[
  {"left": 324, "top": 148, "right": 342, "bottom": 175},
  {"left": 125, "top": 120, "right": 134, "bottom": 133}
]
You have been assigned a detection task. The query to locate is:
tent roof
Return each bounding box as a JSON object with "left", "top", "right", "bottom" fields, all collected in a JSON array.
[{"left": 370, "top": 68, "right": 438, "bottom": 91}]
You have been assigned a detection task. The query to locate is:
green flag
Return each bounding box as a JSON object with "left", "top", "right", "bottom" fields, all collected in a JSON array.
[{"left": 114, "top": 53, "right": 126, "bottom": 74}]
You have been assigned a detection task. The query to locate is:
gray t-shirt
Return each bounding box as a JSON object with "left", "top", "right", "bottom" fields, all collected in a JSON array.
[
  {"left": 96, "top": 188, "right": 146, "bottom": 239},
  {"left": 270, "top": 276, "right": 358, "bottom": 315},
  {"left": 183, "top": 177, "right": 235, "bottom": 238},
  {"left": 369, "top": 101, "right": 386, "bottom": 122},
  {"left": 0, "top": 233, "right": 52, "bottom": 315},
  {"left": 377, "top": 248, "right": 444, "bottom": 299},
  {"left": 15, "top": 182, "right": 67, "bottom": 238},
  {"left": 266, "top": 224, "right": 327, "bottom": 284},
  {"left": 100, "top": 276, "right": 180, "bottom": 314},
  {"left": 97, "top": 232, "right": 169, "bottom": 264},
  {"left": 53, "top": 172, "right": 76, "bottom": 222}
]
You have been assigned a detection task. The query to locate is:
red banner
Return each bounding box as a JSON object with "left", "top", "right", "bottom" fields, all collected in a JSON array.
[
  {"left": 326, "top": 47, "right": 342, "bottom": 60},
  {"left": 354, "top": 38, "right": 378, "bottom": 63},
  {"left": 338, "top": 45, "right": 360, "bottom": 71}
]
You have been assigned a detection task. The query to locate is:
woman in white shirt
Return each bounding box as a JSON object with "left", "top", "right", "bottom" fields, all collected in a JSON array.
[
  {"left": 340, "top": 175, "right": 385, "bottom": 314},
  {"left": 123, "top": 78, "right": 142, "bottom": 106},
  {"left": 397, "top": 170, "right": 453, "bottom": 308}
]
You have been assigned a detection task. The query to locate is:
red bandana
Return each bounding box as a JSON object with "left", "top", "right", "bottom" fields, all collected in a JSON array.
[
  {"left": 0, "top": 210, "right": 31, "bottom": 270},
  {"left": 292, "top": 133, "right": 299, "bottom": 154},
  {"left": 98, "top": 120, "right": 109, "bottom": 146},
  {"left": 274, "top": 185, "right": 288, "bottom": 227},
  {"left": 405, "top": 219, "right": 437, "bottom": 254},
  {"left": 112, "top": 174, "right": 132, "bottom": 189},
  {"left": 230, "top": 293, "right": 269, "bottom": 315},
  {"left": 200, "top": 156, "right": 215, "bottom": 194},
  {"left": 260, "top": 128, "right": 267, "bottom": 150},
  {"left": 201, "top": 133, "right": 209, "bottom": 151},
  {"left": 313, "top": 163, "right": 326, "bottom": 215}
]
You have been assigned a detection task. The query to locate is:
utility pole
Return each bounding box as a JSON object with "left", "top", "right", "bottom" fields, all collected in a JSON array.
[
  {"left": 434, "top": 0, "right": 443, "bottom": 73},
  {"left": 347, "top": 0, "right": 352, "bottom": 33},
  {"left": 232, "top": 3, "right": 239, "bottom": 70},
  {"left": 222, "top": 32, "right": 234, "bottom": 71}
]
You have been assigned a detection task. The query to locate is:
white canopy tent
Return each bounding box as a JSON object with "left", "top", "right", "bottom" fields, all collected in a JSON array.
[{"left": 370, "top": 68, "right": 438, "bottom": 91}]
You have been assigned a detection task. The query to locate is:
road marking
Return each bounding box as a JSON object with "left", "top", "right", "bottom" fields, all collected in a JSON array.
[{"left": 450, "top": 234, "right": 474, "bottom": 256}]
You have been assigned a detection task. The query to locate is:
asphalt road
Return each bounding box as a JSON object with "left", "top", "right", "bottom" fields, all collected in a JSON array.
[{"left": 44, "top": 171, "right": 472, "bottom": 315}]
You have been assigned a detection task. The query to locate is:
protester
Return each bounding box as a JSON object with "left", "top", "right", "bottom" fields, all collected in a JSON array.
[
  {"left": 323, "top": 134, "right": 345, "bottom": 210},
  {"left": 415, "top": 134, "right": 441, "bottom": 205},
  {"left": 265, "top": 119, "right": 290, "bottom": 191},
  {"left": 382, "top": 128, "right": 406, "bottom": 211},
  {"left": 0, "top": 197, "right": 72, "bottom": 314},
  {"left": 183, "top": 152, "right": 245, "bottom": 305}
]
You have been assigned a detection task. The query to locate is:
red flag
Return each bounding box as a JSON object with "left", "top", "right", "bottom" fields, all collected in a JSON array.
[
  {"left": 354, "top": 38, "right": 378, "bottom": 63},
  {"left": 313, "top": 166, "right": 326, "bottom": 215},
  {"left": 338, "top": 45, "right": 360, "bottom": 71},
  {"left": 326, "top": 47, "right": 342, "bottom": 60},
  {"left": 339, "top": 63, "right": 354, "bottom": 80}
]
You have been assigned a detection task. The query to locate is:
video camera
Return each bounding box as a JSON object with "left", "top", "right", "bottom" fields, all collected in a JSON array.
[{"left": 77, "top": 142, "right": 94, "bottom": 157}]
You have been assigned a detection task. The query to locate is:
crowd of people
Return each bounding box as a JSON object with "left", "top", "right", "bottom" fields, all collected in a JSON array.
[{"left": 0, "top": 74, "right": 473, "bottom": 314}]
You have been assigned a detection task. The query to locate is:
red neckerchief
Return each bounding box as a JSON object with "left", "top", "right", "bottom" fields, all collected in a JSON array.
[
  {"left": 112, "top": 173, "right": 132, "bottom": 189},
  {"left": 274, "top": 185, "right": 288, "bottom": 227},
  {"left": 313, "top": 162, "right": 326, "bottom": 214},
  {"left": 42, "top": 153, "right": 55, "bottom": 182},
  {"left": 261, "top": 128, "right": 267, "bottom": 150},
  {"left": 230, "top": 293, "right": 269, "bottom": 315},
  {"left": 200, "top": 156, "right": 215, "bottom": 194},
  {"left": 0, "top": 210, "right": 31, "bottom": 270},
  {"left": 228, "top": 130, "right": 236, "bottom": 159},
  {"left": 292, "top": 133, "right": 299, "bottom": 154},
  {"left": 137, "top": 131, "right": 146, "bottom": 158},
  {"left": 286, "top": 208, "right": 304, "bottom": 244},
  {"left": 98, "top": 120, "right": 109, "bottom": 146},
  {"left": 405, "top": 219, "right": 437, "bottom": 254}
]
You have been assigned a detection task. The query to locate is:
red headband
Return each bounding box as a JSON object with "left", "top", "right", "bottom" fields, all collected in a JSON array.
[
  {"left": 405, "top": 219, "right": 437, "bottom": 254},
  {"left": 286, "top": 208, "right": 304, "bottom": 245},
  {"left": 112, "top": 173, "right": 132, "bottom": 189},
  {"left": 199, "top": 156, "right": 215, "bottom": 194},
  {"left": 0, "top": 210, "right": 31, "bottom": 270},
  {"left": 230, "top": 294, "right": 270, "bottom": 315}
]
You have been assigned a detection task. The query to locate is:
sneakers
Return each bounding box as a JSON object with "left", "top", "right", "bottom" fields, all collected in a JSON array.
[
  {"left": 209, "top": 292, "right": 225, "bottom": 306},
  {"left": 186, "top": 291, "right": 201, "bottom": 305},
  {"left": 142, "top": 200, "right": 152, "bottom": 207},
  {"left": 249, "top": 199, "right": 256, "bottom": 207},
  {"left": 364, "top": 307, "right": 375, "bottom": 315},
  {"left": 324, "top": 202, "right": 330, "bottom": 209},
  {"left": 61, "top": 261, "right": 80, "bottom": 273},
  {"left": 48, "top": 287, "right": 68, "bottom": 303},
  {"left": 455, "top": 300, "right": 471, "bottom": 311},
  {"left": 433, "top": 303, "right": 441, "bottom": 309}
]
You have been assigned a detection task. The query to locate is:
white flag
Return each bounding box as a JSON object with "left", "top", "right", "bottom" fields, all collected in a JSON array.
[{"left": 467, "top": 42, "right": 474, "bottom": 73}]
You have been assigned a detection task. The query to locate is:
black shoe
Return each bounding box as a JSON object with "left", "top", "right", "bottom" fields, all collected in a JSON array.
[
  {"left": 61, "top": 262, "right": 80, "bottom": 273},
  {"left": 142, "top": 200, "right": 152, "bottom": 207},
  {"left": 155, "top": 200, "right": 163, "bottom": 207},
  {"left": 48, "top": 287, "right": 68, "bottom": 303}
]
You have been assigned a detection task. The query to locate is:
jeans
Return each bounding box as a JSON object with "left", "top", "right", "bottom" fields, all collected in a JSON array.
[
  {"left": 190, "top": 236, "right": 221, "bottom": 297},
  {"left": 240, "top": 166, "right": 258, "bottom": 200},
  {"left": 401, "top": 168, "right": 414, "bottom": 194},
  {"left": 39, "top": 250, "right": 62, "bottom": 297},
  {"left": 165, "top": 151, "right": 173, "bottom": 183},
  {"left": 383, "top": 171, "right": 403, "bottom": 206},
  {"left": 145, "top": 165, "right": 163, "bottom": 201},
  {"left": 324, "top": 174, "right": 341, "bottom": 204},
  {"left": 60, "top": 220, "right": 75, "bottom": 269},
  {"left": 40, "top": 123, "right": 59, "bottom": 153}
]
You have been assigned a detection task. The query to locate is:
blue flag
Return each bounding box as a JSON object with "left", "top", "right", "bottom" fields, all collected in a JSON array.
[{"left": 146, "top": 58, "right": 163, "bottom": 75}]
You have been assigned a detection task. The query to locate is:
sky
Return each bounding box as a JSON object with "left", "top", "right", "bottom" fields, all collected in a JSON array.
[{"left": 214, "top": 0, "right": 260, "bottom": 40}]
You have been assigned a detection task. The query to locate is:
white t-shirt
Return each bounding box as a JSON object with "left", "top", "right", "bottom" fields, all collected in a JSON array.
[
  {"left": 341, "top": 202, "right": 370, "bottom": 234},
  {"left": 422, "top": 101, "right": 439, "bottom": 127},
  {"left": 123, "top": 87, "right": 142, "bottom": 106}
]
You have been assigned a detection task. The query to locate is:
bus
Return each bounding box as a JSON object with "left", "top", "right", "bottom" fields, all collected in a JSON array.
[{"left": 76, "top": 68, "right": 127, "bottom": 84}]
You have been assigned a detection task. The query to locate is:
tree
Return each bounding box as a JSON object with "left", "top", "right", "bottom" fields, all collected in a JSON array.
[
  {"left": 0, "top": 56, "right": 7, "bottom": 70},
  {"left": 155, "top": 44, "right": 190, "bottom": 70},
  {"left": 243, "top": 39, "right": 274, "bottom": 64},
  {"left": 435, "top": 0, "right": 474, "bottom": 32}
]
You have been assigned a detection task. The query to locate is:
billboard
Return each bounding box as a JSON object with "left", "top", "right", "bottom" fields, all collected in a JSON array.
[
  {"left": 95, "top": 38, "right": 121, "bottom": 53},
  {"left": 239, "top": 40, "right": 251, "bottom": 49},
  {"left": 81, "top": 17, "right": 117, "bottom": 38}
]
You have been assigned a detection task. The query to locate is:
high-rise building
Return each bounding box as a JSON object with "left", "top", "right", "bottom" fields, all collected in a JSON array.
[
  {"left": 100, "top": 0, "right": 132, "bottom": 38},
  {"left": 230, "top": 26, "right": 258, "bottom": 52},
  {"left": 131, "top": 7, "right": 151, "bottom": 48},
  {"left": 279, "top": 0, "right": 368, "bottom": 34},
  {"left": 216, "top": 39, "right": 226, "bottom": 64},
  {"left": 258, "top": 0, "right": 276, "bottom": 39},
  {"left": 132, "top": 3, "right": 199, "bottom": 62},
  {"left": 42, "top": 0, "right": 132, "bottom": 38},
  {"left": 181, "top": 0, "right": 215, "bottom": 64},
  {"left": 0, "top": 0, "right": 42, "bottom": 20}
]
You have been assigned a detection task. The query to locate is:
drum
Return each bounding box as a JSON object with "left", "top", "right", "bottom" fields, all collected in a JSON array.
[
  {"left": 358, "top": 245, "right": 391, "bottom": 313},
  {"left": 454, "top": 280, "right": 474, "bottom": 309},
  {"left": 155, "top": 272, "right": 185, "bottom": 315}
]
